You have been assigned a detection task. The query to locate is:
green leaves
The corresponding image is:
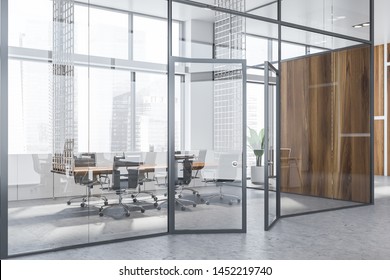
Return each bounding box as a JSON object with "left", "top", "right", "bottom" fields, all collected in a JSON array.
[{"left": 247, "top": 127, "right": 265, "bottom": 166}]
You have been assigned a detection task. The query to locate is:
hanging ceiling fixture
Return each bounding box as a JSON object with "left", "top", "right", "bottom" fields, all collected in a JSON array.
[{"left": 353, "top": 22, "right": 370, "bottom": 28}]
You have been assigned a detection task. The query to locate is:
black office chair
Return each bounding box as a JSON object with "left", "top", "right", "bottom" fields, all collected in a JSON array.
[
  {"left": 131, "top": 152, "right": 158, "bottom": 203},
  {"left": 157, "top": 158, "right": 197, "bottom": 211},
  {"left": 98, "top": 155, "right": 145, "bottom": 217},
  {"left": 66, "top": 153, "right": 108, "bottom": 208},
  {"left": 203, "top": 153, "right": 241, "bottom": 205}
]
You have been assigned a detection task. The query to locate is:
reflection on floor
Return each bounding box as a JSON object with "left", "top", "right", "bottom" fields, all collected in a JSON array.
[{"left": 10, "top": 176, "right": 390, "bottom": 259}]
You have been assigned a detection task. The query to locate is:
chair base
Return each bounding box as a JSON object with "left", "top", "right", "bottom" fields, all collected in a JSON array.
[
  {"left": 66, "top": 194, "right": 108, "bottom": 208},
  {"left": 204, "top": 193, "right": 241, "bottom": 206},
  {"left": 156, "top": 197, "right": 197, "bottom": 211},
  {"left": 98, "top": 195, "right": 145, "bottom": 217}
]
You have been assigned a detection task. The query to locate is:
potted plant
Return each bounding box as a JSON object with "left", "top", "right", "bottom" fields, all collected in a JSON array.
[{"left": 247, "top": 127, "right": 265, "bottom": 185}]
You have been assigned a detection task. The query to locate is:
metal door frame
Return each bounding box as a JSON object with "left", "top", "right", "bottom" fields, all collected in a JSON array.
[{"left": 264, "top": 61, "right": 280, "bottom": 231}]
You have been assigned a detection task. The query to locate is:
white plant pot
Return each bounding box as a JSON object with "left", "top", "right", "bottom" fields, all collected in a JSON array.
[{"left": 251, "top": 166, "right": 264, "bottom": 185}]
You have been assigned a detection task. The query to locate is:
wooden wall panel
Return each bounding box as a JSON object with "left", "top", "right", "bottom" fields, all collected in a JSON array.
[
  {"left": 280, "top": 45, "right": 371, "bottom": 203},
  {"left": 280, "top": 54, "right": 333, "bottom": 198},
  {"left": 374, "top": 120, "right": 384, "bottom": 175},
  {"left": 333, "top": 137, "right": 370, "bottom": 203},
  {"left": 374, "top": 45, "right": 384, "bottom": 116},
  {"left": 333, "top": 47, "right": 370, "bottom": 134},
  {"left": 332, "top": 46, "right": 370, "bottom": 203},
  {"left": 280, "top": 59, "right": 309, "bottom": 194},
  {"left": 388, "top": 66, "right": 390, "bottom": 175},
  {"left": 388, "top": 43, "right": 390, "bottom": 62}
]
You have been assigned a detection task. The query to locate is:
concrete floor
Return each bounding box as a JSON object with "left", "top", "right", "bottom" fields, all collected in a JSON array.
[{"left": 11, "top": 176, "right": 390, "bottom": 260}]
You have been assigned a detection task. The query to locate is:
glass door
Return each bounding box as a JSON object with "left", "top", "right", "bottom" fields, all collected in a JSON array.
[
  {"left": 264, "top": 61, "right": 280, "bottom": 230},
  {"left": 169, "top": 57, "right": 247, "bottom": 233}
]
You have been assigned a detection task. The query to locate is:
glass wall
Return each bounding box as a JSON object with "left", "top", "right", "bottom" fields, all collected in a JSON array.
[
  {"left": 280, "top": 26, "right": 371, "bottom": 215},
  {"left": 8, "top": 0, "right": 177, "bottom": 254},
  {"left": 282, "top": 0, "right": 370, "bottom": 41}
]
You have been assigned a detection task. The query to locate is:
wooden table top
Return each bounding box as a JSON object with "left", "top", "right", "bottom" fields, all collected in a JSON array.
[{"left": 72, "top": 162, "right": 206, "bottom": 175}]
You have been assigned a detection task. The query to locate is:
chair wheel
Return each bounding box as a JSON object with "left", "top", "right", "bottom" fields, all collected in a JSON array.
[
  {"left": 178, "top": 194, "right": 182, "bottom": 198},
  {"left": 193, "top": 191, "right": 197, "bottom": 195},
  {"left": 181, "top": 206, "right": 186, "bottom": 211},
  {"left": 67, "top": 201, "right": 71, "bottom": 205},
  {"left": 154, "top": 197, "right": 158, "bottom": 201},
  {"left": 164, "top": 193, "right": 167, "bottom": 197},
  {"left": 229, "top": 201, "right": 233, "bottom": 205},
  {"left": 141, "top": 209, "right": 145, "bottom": 213},
  {"left": 192, "top": 204, "right": 196, "bottom": 207},
  {"left": 131, "top": 194, "right": 135, "bottom": 198},
  {"left": 200, "top": 198, "right": 205, "bottom": 203},
  {"left": 157, "top": 206, "right": 161, "bottom": 210},
  {"left": 125, "top": 212, "right": 131, "bottom": 217},
  {"left": 133, "top": 198, "right": 137, "bottom": 203},
  {"left": 237, "top": 199, "right": 241, "bottom": 203},
  {"left": 205, "top": 201, "right": 210, "bottom": 205},
  {"left": 154, "top": 202, "right": 158, "bottom": 207},
  {"left": 99, "top": 212, "right": 103, "bottom": 217},
  {"left": 196, "top": 193, "right": 200, "bottom": 197},
  {"left": 80, "top": 202, "right": 86, "bottom": 207},
  {"left": 104, "top": 201, "right": 108, "bottom": 206}
]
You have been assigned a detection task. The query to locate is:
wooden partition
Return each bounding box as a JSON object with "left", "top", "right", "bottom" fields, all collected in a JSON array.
[
  {"left": 388, "top": 43, "right": 390, "bottom": 62},
  {"left": 280, "top": 45, "right": 371, "bottom": 203},
  {"left": 374, "top": 45, "right": 384, "bottom": 175}
]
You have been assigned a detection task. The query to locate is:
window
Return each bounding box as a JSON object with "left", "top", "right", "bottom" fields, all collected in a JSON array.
[
  {"left": 133, "top": 15, "right": 180, "bottom": 64},
  {"left": 8, "top": 60, "right": 52, "bottom": 154},
  {"left": 9, "top": 0, "right": 53, "bottom": 50},
  {"left": 135, "top": 72, "right": 168, "bottom": 151},
  {"left": 74, "top": 5, "right": 129, "bottom": 59}
]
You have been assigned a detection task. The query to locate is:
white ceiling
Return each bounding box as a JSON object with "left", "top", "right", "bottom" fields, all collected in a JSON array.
[{"left": 82, "top": 0, "right": 389, "bottom": 45}]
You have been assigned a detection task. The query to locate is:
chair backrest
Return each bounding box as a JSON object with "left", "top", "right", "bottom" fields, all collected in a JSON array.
[
  {"left": 216, "top": 153, "right": 240, "bottom": 181},
  {"left": 177, "top": 158, "right": 193, "bottom": 185},
  {"left": 196, "top": 149, "right": 207, "bottom": 163},
  {"left": 144, "top": 152, "right": 157, "bottom": 165},
  {"left": 112, "top": 155, "right": 140, "bottom": 191},
  {"left": 74, "top": 153, "right": 96, "bottom": 167}
]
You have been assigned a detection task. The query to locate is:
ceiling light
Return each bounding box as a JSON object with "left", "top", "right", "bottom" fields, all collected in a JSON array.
[{"left": 353, "top": 22, "right": 370, "bottom": 28}]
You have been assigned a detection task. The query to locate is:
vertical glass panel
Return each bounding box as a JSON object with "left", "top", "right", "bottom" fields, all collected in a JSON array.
[
  {"left": 173, "top": 61, "right": 244, "bottom": 231},
  {"left": 8, "top": 59, "right": 89, "bottom": 254},
  {"left": 173, "top": 2, "right": 215, "bottom": 59},
  {"left": 280, "top": 26, "right": 371, "bottom": 215},
  {"left": 282, "top": 0, "right": 370, "bottom": 41},
  {"left": 247, "top": 82, "right": 264, "bottom": 184},
  {"left": 135, "top": 72, "right": 168, "bottom": 151},
  {"left": 133, "top": 15, "right": 179, "bottom": 63},
  {"left": 245, "top": 18, "right": 278, "bottom": 67},
  {"left": 74, "top": 4, "right": 128, "bottom": 59},
  {"left": 85, "top": 1, "right": 169, "bottom": 240},
  {"left": 9, "top": 0, "right": 52, "bottom": 50}
]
